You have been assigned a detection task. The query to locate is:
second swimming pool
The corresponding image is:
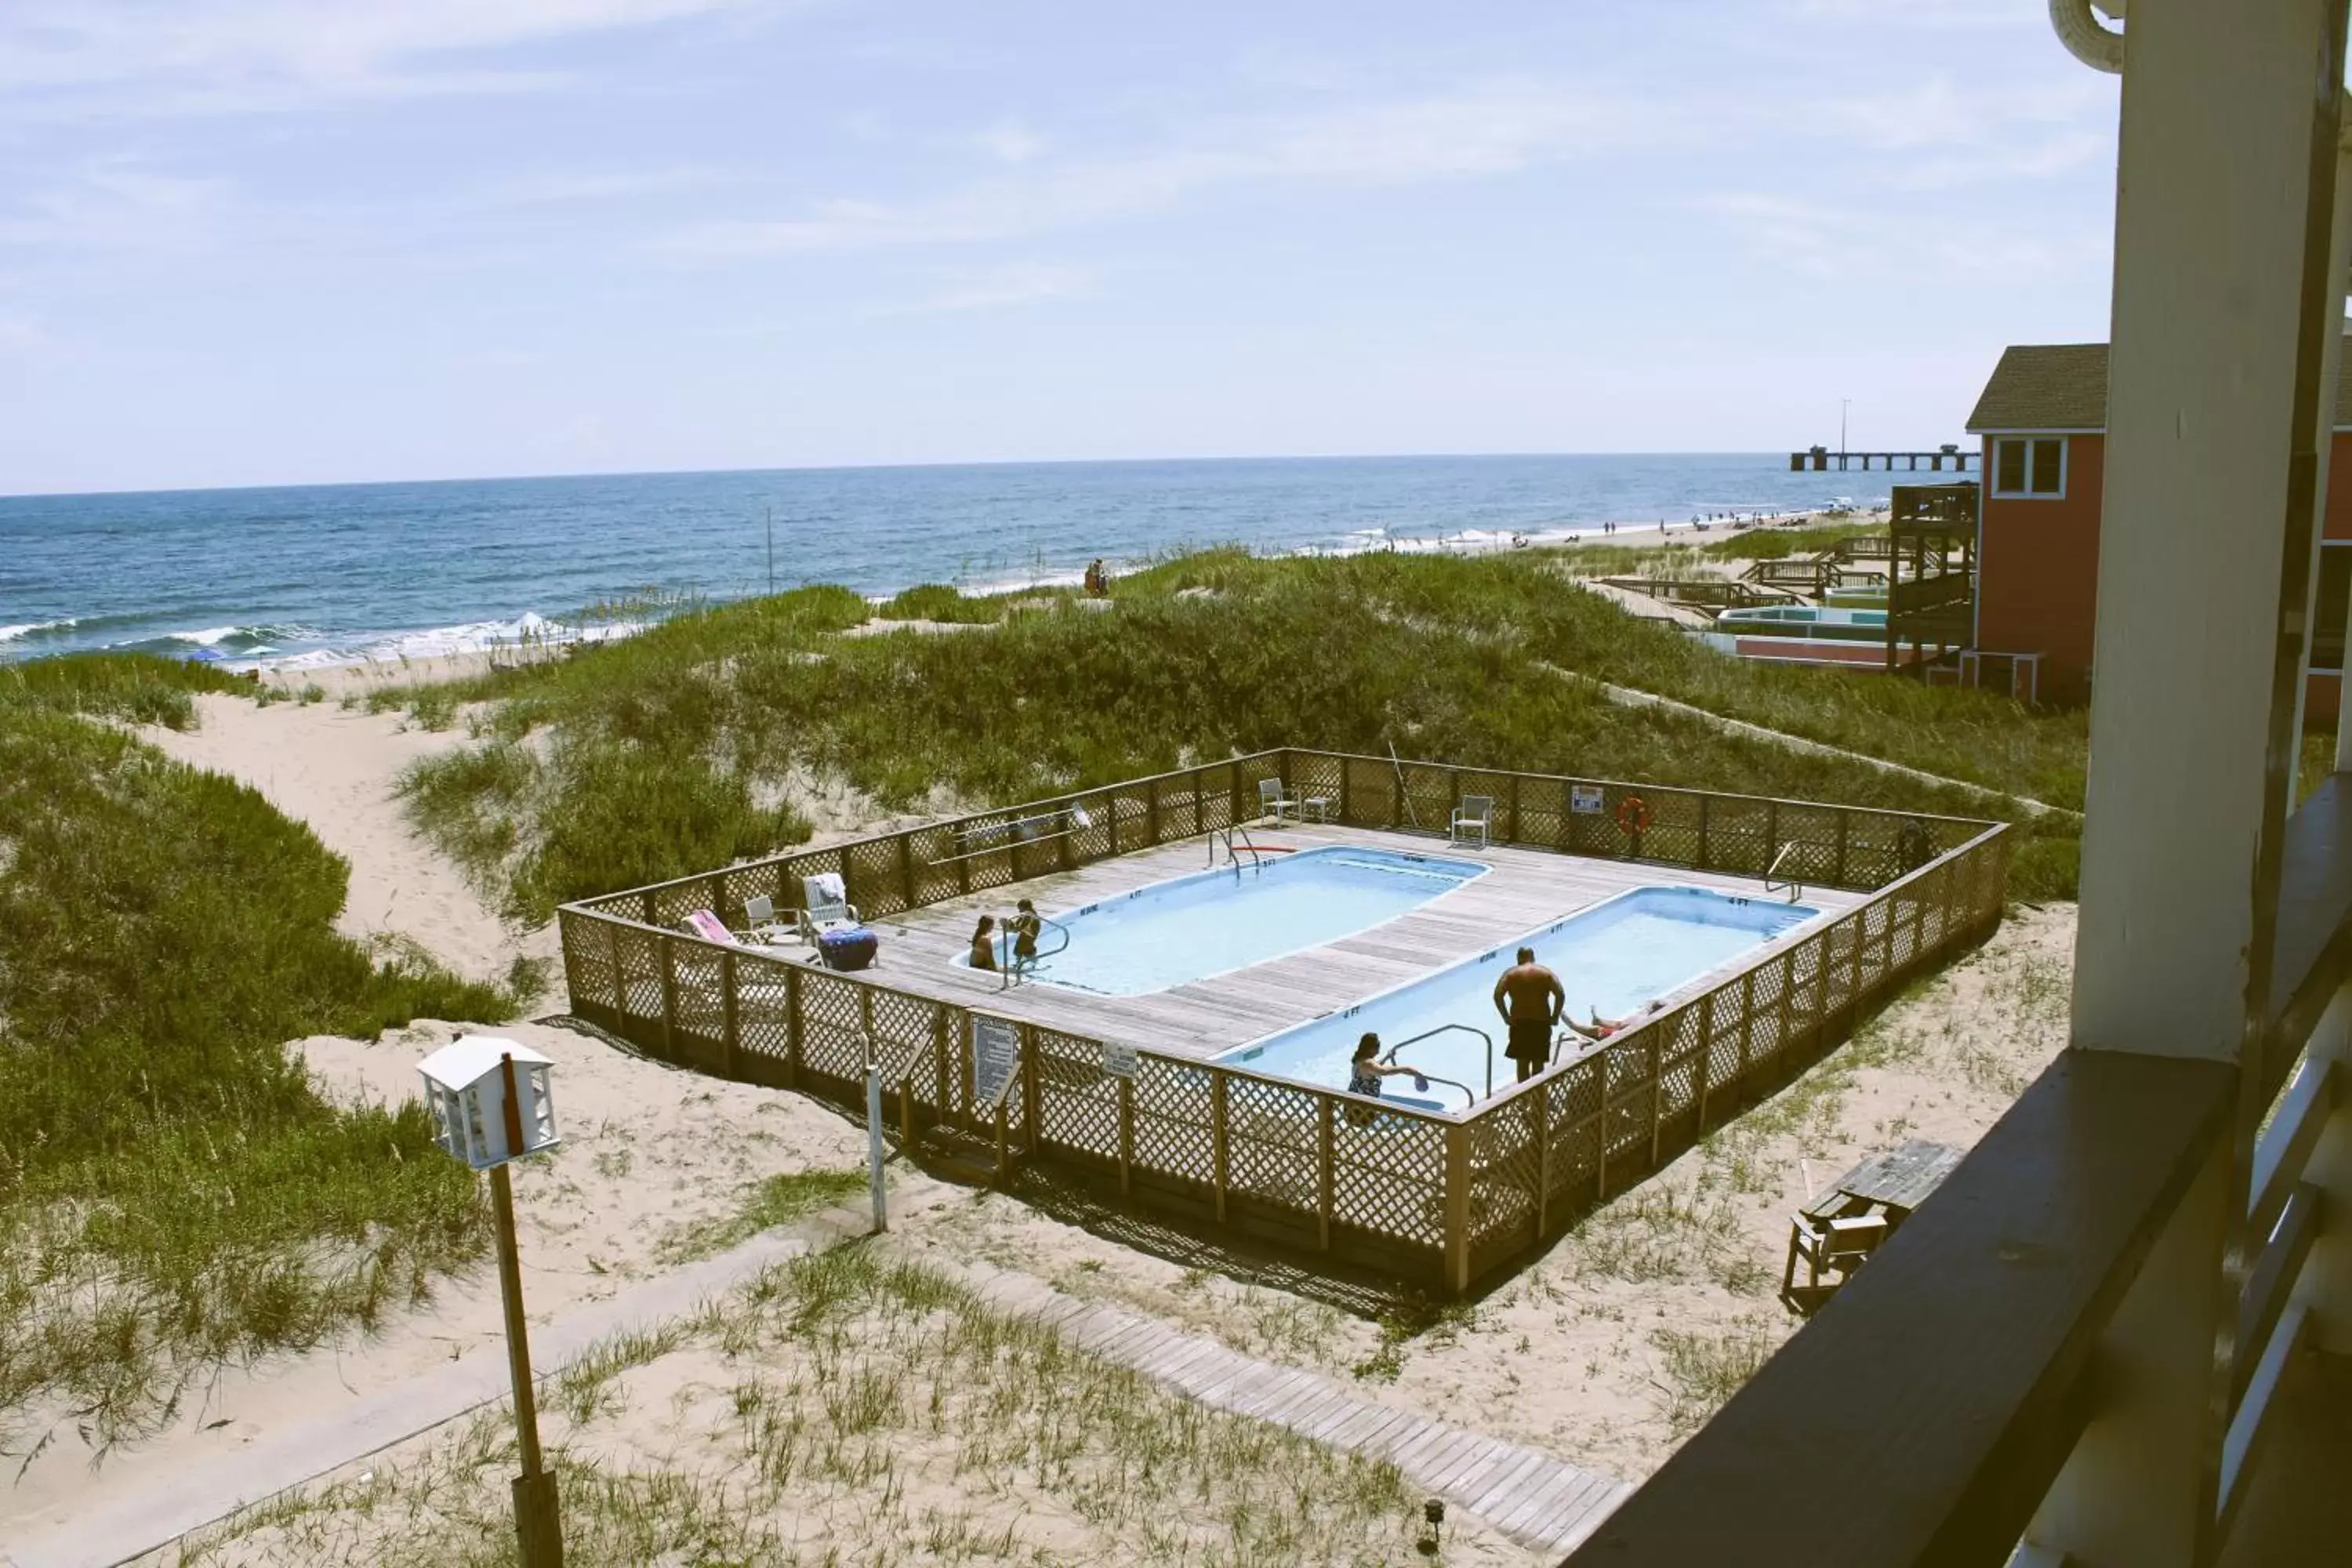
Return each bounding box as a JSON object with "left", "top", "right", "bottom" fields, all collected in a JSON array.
[
  {"left": 955, "top": 844, "right": 1489, "bottom": 996},
  {"left": 1217, "top": 886, "right": 1820, "bottom": 1107}
]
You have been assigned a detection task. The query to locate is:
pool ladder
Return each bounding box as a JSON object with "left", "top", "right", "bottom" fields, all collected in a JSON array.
[
  {"left": 1210, "top": 826, "right": 1271, "bottom": 875},
  {"left": 1382, "top": 1022, "right": 1494, "bottom": 1104},
  {"left": 1765, "top": 841, "right": 1806, "bottom": 903},
  {"left": 998, "top": 915, "right": 1071, "bottom": 990}
]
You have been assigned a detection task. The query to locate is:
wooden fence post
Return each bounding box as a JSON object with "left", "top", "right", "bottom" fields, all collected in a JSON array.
[
  {"left": 657, "top": 935, "right": 684, "bottom": 1062},
  {"left": 1444, "top": 1120, "right": 1472, "bottom": 1295},
  {"left": 641, "top": 889, "right": 658, "bottom": 926},
  {"left": 1849, "top": 910, "right": 1868, "bottom": 1025},
  {"left": 1316, "top": 1098, "right": 1335, "bottom": 1251},
  {"left": 1147, "top": 778, "right": 1161, "bottom": 844},
  {"left": 603, "top": 919, "right": 626, "bottom": 1027},
  {"left": 783, "top": 964, "right": 804, "bottom": 1089},
  {"left": 898, "top": 833, "right": 916, "bottom": 911},
  {"left": 1020, "top": 1025, "right": 1040, "bottom": 1149},
  {"left": 1834, "top": 808, "right": 1851, "bottom": 887},
  {"left": 1693, "top": 993, "right": 1716, "bottom": 1133},
  {"left": 935, "top": 1008, "right": 954, "bottom": 1124},
  {"left": 1533, "top": 1083, "right": 1551, "bottom": 1242},
  {"left": 1210, "top": 1073, "right": 1231, "bottom": 1223},
  {"left": 1698, "top": 796, "right": 1712, "bottom": 870},
  {"left": 1646, "top": 1028, "right": 1665, "bottom": 1167},
  {"left": 720, "top": 950, "right": 742, "bottom": 1079},
  {"left": 1507, "top": 772, "right": 1523, "bottom": 845},
  {"left": 1118, "top": 1076, "right": 1135, "bottom": 1195},
  {"left": 1340, "top": 756, "right": 1353, "bottom": 823}
]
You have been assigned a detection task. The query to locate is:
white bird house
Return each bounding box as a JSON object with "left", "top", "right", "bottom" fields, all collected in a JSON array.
[{"left": 416, "top": 1035, "right": 560, "bottom": 1171}]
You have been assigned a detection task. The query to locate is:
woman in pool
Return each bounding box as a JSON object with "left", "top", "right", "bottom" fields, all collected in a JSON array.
[
  {"left": 1347, "top": 1032, "right": 1430, "bottom": 1100},
  {"left": 968, "top": 914, "right": 999, "bottom": 971}
]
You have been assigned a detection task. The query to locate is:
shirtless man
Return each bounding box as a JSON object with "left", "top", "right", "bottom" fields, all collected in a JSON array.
[{"left": 1493, "top": 947, "right": 1566, "bottom": 1083}]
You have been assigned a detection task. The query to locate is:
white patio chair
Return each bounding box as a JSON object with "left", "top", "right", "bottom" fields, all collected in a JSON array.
[
  {"left": 1257, "top": 777, "right": 1298, "bottom": 824},
  {"left": 796, "top": 873, "right": 862, "bottom": 942},
  {"left": 1450, "top": 794, "right": 1494, "bottom": 848}
]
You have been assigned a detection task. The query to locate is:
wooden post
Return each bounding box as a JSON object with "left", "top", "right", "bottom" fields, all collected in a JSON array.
[
  {"left": 1765, "top": 800, "right": 1780, "bottom": 876},
  {"left": 1146, "top": 778, "right": 1161, "bottom": 844},
  {"left": 993, "top": 1098, "right": 1009, "bottom": 1185},
  {"left": 656, "top": 937, "right": 679, "bottom": 1061},
  {"left": 1020, "top": 1025, "right": 1040, "bottom": 1150},
  {"left": 899, "top": 1076, "right": 916, "bottom": 1145},
  {"left": 1443, "top": 1119, "right": 1472, "bottom": 1295},
  {"left": 1834, "top": 808, "right": 1851, "bottom": 887},
  {"left": 1340, "top": 756, "right": 1353, "bottom": 823},
  {"left": 602, "top": 918, "right": 626, "bottom": 1026},
  {"left": 786, "top": 964, "right": 804, "bottom": 1086},
  {"left": 1210, "top": 1073, "right": 1230, "bottom": 1223},
  {"left": 1646, "top": 1027, "right": 1665, "bottom": 1167},
  {"left": 488, "top": 1054, "right": 563, "bottom": 1568},
  {"left": 1595, "top": 1064, "right": 1611, "bottom": 1203},
  {"left": 1533, "top": 1081, "right": 1551, "bottom": 1241},
  {"left": 1693, "top": 993, "right": 1717, "bottom": 1133},
  {"left": 640, "top": 889, "right": 657, "bottom": 926},
  {"left": 720, "top": 951, "right": 741, "bottom": 1079},
  {"left": 897, "top": 831, "right": 916, "bottom": 909},
  {"left": 1117, "top": 1076, "right": 1135, "bottom": 1196},
  {"left": 1316, "top": 1097, "right": 1335, "bottom": 1251},
  {"left": 935, "top": 1009, "right": 953, "bottom": 1124},
  {"left": 1507, "top": 771, "right": 1523, "bottom": 845},
  {"left": 1698, "top": 795, "right": 1712, "bottom": 870}
]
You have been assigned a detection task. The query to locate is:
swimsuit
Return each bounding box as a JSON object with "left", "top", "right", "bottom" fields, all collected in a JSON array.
[
  {"left": 1505, "top": 1015, "right": 1553, "bottom": 1062},
  {"left": 1348, "top": 1065, "right": 1384, "bottom": 1098}
]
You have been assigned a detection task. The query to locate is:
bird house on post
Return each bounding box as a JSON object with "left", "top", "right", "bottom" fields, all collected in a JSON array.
[{"left": 417, "top": 1036, "right": 560, "bottom": 1170}]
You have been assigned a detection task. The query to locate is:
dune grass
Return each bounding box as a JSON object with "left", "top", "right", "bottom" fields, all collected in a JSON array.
[
  {"left": 394, "top": 549, "right": 2083, "bottom": 922},
  {"left": 877, "top": 582, "right": 1008, "bottom": 623},
  {"left": 0, "top": 656, "right": 520, "bottom": 1452},
  {"left": 172, "top": 1247, "right": 1470, "bottom": 1567}
]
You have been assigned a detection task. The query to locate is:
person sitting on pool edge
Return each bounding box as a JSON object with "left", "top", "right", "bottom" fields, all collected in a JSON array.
[
  {"left": 1346, "top": 1033, "right": 1429, "bottom": 1123},
  {"left": 1563, "top": 1000, "right": 1666, "bottom": 1043},
  {"left": 1493, "top": 947, "right": 1566, "bottom": 1083},
  {"left": 1008, "top": 898, "right": 1043, "bottom": 968},
  {"left": 968, "top": 913, "right": 998, "bottom": 971}
]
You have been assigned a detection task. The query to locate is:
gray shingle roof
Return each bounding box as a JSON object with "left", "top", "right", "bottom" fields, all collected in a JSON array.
[{"left": 1968, "top": 340, "right": 2352, "bottom": 430}]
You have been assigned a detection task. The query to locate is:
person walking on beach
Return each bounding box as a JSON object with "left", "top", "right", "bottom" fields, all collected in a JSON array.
[
  {"left": 969, "top": 914, "right": 999, "bottom": 971},
  {"left": 1009, "top": 898, "right": 1043, "bottom": 967},
  {"left": 1493, "top": 948, "right": 1566, "bottom": 1083}
]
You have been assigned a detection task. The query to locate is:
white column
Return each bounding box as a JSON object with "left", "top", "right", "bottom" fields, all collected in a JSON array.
[{"left": 2052, "top": 2, "right": 2347, "bottom": 1564}]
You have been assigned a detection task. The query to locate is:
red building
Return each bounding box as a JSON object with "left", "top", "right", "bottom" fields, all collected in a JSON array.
[{"left": 1965, "top": 341, "right": 2352, "bottom": 709}]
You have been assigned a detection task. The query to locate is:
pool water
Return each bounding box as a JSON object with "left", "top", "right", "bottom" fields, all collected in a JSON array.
[
  {"left": 953, "top": 845, "right": 1487, "bottom": 996},
  {"left": 1219, "top": 886, "right": 1820, "bottom": 1108}
]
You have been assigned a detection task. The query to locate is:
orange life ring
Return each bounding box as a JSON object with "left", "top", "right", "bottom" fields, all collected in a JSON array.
[{"left": 1616, "top": 794, "right": 1653, "bottom": 835}]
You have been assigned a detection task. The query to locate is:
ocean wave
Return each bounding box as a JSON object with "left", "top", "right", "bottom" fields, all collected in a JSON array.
[
  {"left": 0, "top": 617, "right": 78, "bottom": 644},
  {"left": 241, "top": 612, "right": 647, "bottom": 672}
]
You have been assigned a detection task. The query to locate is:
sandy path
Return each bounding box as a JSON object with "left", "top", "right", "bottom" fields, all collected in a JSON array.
[
  {"left": 139, "top": 692, "right": 530, "bottom": 984},
  {"left": 1, "top": 1016, "right": 915, "bottom": 1543}
]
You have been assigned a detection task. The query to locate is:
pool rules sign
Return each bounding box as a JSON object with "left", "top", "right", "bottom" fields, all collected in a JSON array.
[{"left": 971, "top": 1015, "right": 1021, "bottom": 1109}]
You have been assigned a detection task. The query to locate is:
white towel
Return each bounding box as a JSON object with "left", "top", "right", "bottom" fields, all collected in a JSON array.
[{"left": 805, "top": 871, "right": 847, "bottom": 906}]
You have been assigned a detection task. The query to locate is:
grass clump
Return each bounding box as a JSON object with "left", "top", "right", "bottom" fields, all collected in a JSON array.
[
  {"left": 0, "top": 664, "right": 521, "bottom": 1452},
  {"left": 0, "top": 650, "right": 249, "bottom": 729},
  {"left": 177, "top": 1247, "right": 1454, "bottom": 1566},
  {"left": 655, "top": 1168, "right": 870, "bottom": 1265},
  {"left": 877, "top": 582, "right": 1004, "bottom": 623}
]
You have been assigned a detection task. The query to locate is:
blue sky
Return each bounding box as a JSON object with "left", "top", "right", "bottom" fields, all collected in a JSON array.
[{"left": 0, "top": 1, "right": 2119, "bottom": 493}]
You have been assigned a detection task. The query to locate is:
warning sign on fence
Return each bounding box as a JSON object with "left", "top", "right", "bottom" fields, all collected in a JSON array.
[
  {"left": 971, "top": 1015, "right": 1020, "bottom": 1109},
  {"left": 1570, "top": 784, "right": 1606, "bottom": 815}
]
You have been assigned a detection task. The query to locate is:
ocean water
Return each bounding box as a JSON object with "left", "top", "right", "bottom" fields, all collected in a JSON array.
[{"left": 0, "top": 455, "right": 1889, "bottom": 670}]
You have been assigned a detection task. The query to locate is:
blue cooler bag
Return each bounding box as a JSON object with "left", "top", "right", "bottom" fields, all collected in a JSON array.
[{"left": 818, "top": 926, "right": 879, "bottom": 971}]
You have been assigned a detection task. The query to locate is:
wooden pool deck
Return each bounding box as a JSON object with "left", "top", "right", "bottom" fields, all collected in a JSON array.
[{"left": 820, "top": 823, "right": 1867, "bottom": 1060}]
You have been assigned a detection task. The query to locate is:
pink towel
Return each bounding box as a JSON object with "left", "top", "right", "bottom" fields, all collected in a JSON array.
[{"left": 684, "top": 909, "right": 735, "bottom": 946}]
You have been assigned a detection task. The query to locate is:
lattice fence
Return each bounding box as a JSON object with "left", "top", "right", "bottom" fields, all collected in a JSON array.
[{"left": 554, "top": 753, "right": 2011, "bottom": 1295}]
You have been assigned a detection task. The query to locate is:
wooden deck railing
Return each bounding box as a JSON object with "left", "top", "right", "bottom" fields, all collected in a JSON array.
[{"left": 558, "top": 750, "right": 2009, "bottom": 1294}]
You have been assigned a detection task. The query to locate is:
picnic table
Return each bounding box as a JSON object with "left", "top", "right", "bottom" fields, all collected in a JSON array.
[{"left": 1781, "top": 1140, "right": 1964, "bottom": 1313}]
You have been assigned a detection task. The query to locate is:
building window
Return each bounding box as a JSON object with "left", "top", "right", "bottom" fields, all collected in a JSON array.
[
  {"left": 1993, "top": 436, "right": 2067, "bottom": 499},
  {"left": 2314, "top": 543, "right": 2352, "bottom": 674}
]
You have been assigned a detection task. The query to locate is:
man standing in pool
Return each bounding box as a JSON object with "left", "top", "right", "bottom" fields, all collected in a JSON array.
[{"left": 1494, "top": 947, "right": 1566, "bottom": 1083}]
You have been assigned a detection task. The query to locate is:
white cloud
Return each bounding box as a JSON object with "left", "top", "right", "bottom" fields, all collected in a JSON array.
[
  {"left": 0, "top": 0, "right": 771, "bottom": 110},
  {"left": 660, "top": 78, "right": 1675, "bottom": 259},
  {"left": 877, "top": 262, "right": 1094, "bottom": 316},
  {"left": 976, "top": 121, "right": 1047, "bottom": 165},
  {"left": 0, "top": 165, "right": 224, "bottom": 253}
]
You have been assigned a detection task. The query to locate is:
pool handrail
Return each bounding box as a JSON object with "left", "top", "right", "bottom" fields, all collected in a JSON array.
[
  {"left": 1000, "top": 915, "right": 1072, "bottom": 990},
  {"left": 1385, "top": 1021, "right": 1495, "bottom": 1101}
]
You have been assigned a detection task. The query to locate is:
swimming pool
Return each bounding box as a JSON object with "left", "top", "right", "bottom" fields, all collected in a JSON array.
[
  {"left": 1217, "top": 886, "right": 1820, "bottom": 1108},
  {"left": 953, "top": 845, "right": 1487, "bottom": 996}
]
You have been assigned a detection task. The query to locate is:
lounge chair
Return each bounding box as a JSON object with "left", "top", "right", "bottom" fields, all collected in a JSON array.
[
  {"left": 1450, "top": 794, "right": 1494, "bottom": 848},
  {"left": 681, "top": 908, "right": 797, "bottom": 960},
  {"left": 797, "top": 873, "right": 861, "bottom": 942},
  {"left": 1257, "top": 777, "right": 1298, "bottom": 824}
]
